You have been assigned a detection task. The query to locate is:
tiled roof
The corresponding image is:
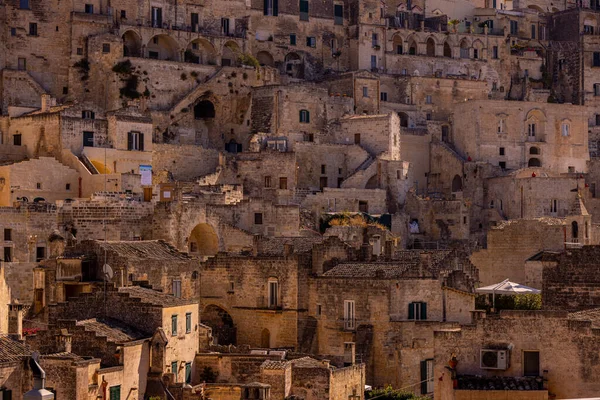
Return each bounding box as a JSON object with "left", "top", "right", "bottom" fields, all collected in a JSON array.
[
  {"left": 457, "top": 375, "right": 544, "bottom": 391},
  {"left": 0, "top": 335, "right": 31, "bottom": 363},
  {"left": 323, "top": 262, "right": 415, "bottom": 278},
  {"left": 261, "top": 360, "right": 288, "bottom": 370},
  {"left": 290, "top": 357, "right": 329, "bottom": 369},
  {"left": 119, "top": 286, "right": 197, "bottom": 307},
  {"left": 41, "top": 352, "right": 85, "bottom": 361},
  {"left": 258, "top": 237, "right": 324, "bottom": 256},
  {"left": 97, "top": 240, "right": 192, "bottom": 261},
  {"left": 77, "top": 318, "right": 148, "bottom": 343}
]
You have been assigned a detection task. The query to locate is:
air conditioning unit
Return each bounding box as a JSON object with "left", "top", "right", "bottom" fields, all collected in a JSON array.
[{"left": 480, "top": 349, "right": 509, "bottom": 370}]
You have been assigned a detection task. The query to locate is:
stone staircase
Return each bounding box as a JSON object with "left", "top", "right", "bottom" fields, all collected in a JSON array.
[{"left": 341, "top": 157, "right": 376, "bottom": 188}]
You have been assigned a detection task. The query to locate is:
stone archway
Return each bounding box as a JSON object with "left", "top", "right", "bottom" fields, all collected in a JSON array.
[
  {"left": 186, "top": 38, "right": 217, "bottom": 65},
  {"left": 188, "top": 223, "right": 218, "bottom": 256},
  {"left": 122, "top": 30, "right": 142, "bottom": 57},
  {"left": 194, "top": 100, "right": 216, "bottom": 120},
  {"left": 256, "top": 51, "right": 275, "bottom": 67},
  {"left": 398, "top": 112, "right": 409, "bottom": 127},
  {"left": 443, "top": 41, "right": 452, "bottom": 58},
  {"left": 147, "top": 34, "right": 180, "bottom": 61},
  {"left": 426, "top": 37, "right": 436, "bottom": 57},
  {"left": 202, "top": 305, "right": 236, "bottom": 345},
  {"left": 452, "top": 175, "right": 463, "bottom": 192},
  {"left": 528, "top": 158, "right": 541, "bottom": 167}
]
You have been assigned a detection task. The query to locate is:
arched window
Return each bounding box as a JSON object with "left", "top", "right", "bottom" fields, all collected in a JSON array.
[
  {"left": 268, "top": 278, "right": 279, "bottom": 308},
  {"left": 299, "top": 109, "right": 310, "bottom": 123},
  {"left": 561, "top": 121, "right": 570, "bottom": 136},
  {"left": 529, "top": 147, "right": 540, "bottom": 155},
  {"left": 572, "top": 221, "right": 579, "bottom": 239},
  {"left": 497, "top": 118, "right": 505, "bottom": 134},
  {"left": 528, "top": 158, "right": 541, "bottom": 167}
]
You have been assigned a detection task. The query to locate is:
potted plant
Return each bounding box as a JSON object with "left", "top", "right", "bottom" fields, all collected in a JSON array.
[
  {"left": 373, "top": 44, "right": 381, "bottom": 50},
  {"left": 448, "top": 19, "right": 460, "bottom": 33}
]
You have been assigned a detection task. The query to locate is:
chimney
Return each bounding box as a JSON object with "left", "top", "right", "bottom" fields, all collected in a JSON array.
[
  {"left": 40, "top": 94, "right": 51, "bottom": 113},
  {"left": 55, "top": 329, "right": 72, "bottom": 353},
  {"left": 418, "top": 252, "right": 431, "bottom": 277},
  {"left": 8, "top": 301, "right": 24, "bottom": 340},
  {"left": 23, "top": 356, "right": 55, "bottom": 400}
]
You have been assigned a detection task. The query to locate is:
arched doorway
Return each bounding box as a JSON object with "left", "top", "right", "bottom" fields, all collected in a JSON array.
[
  {"left": 392, "top": 34, "right": 404, "bottom": 54},
  {"left": 398, "top": 112, "right": 409, "bottom": 127},
  {"left": 426, "top": 37, "right": 436, "bottom": 57},
  {"left": 285, "top": 52, "right": 303, "bottom": 78},
  {"left": 186, "top": 38, "right": 217, "bottom": 65},
  {"left": 222, "top": 41, "right": 240, "bottom": 66},
  {"left": 528, "top": 158, "right": 541, "bottom": 167},
  {"left": 226, "top": 139, "right": 242, "bottom": 153},
  {"left": 194, "top": 100, "right": 216, "bottom": 120},
  {"left": 408, "top": 39, "right": 417, "bottom": 55},
  {"left": 261, "top": 328, "right": 271, "bottom": 348},
  {"left": 460, "top": 39, "right": 469, "bottom": 59},
  {"left": 188, "top": 223, "right": 218, "bottom": 256},
  {"left": 122, "top": 31, "right": 142, "bottom": 57},
  {"left": 256, "top": 51, "right": 275, "bottom": 67},
  {"left": 451, "top": 175, "right": 463, "bottom": 192},
  {"left": 147, "top": 34, "right": 180, "bottom": 61},
  {"left": 202, "top": 305, "right": 236, "bottom": 345},
  {"left": 443, "top": 41, "right": 452, "bottom": 58},
  {"left": 365, "top": 175, "right": 378, "bottom": 189}
]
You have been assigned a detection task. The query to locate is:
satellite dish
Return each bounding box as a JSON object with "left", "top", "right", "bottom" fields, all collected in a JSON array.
[{"left": 102, "top": 264, "right": 114, "bottom": 280}]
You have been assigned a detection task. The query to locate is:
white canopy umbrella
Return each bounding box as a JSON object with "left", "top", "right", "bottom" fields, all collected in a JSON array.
[{"left": 476, "top": 279, "right": 541, "bottom": 309}]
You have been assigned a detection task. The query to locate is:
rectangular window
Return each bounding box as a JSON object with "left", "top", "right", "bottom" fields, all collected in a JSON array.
[
  {"left": 306, "top": 36, "right": 316, "bottom": 47},
  {"left": 4, "top": 229, "right": 12, "bottom": 241},
  {"left": 20, "top": 0, "right": 29, "bottom": 9},
  {"left": 362, "top": 87, "right": 368, "bottom": 97},
  {"left": 523, "top": 351, "right": 540, "bottom": 376},
  {"left": 127, "top": 131, "right": 144, "bottom": 151},
  {"left": 29, "top": 23, "right": 37, "bottom": 36},
  {"left": 319, "top": 176, "right": 328, "bottom": 190},
  {"left": 372, "top": 33, "right": 378, "bottom": 47},
  {"left": 171, "top": 361, "right": 178, "bottom": 380},
  {"left": 290, "top": 34, "right": 296, "bottom": 45},
  {"left": 396, "top": 44, "right": 403, "bottom": 54},
  {"left": 13, "top": 134, "right": 22, "bottom": 146},
  {"left": 17, "top": 58, "right": 26, "bottom": 71},
  {"left": 83, "top": 131, "right": 94, "bottom": 147},
  {"left": 82, "top": 110, "right": 95, "bottom": 119},
  {"left": 531, "top": 24, "right": 536, "bottom": 39},
  {"left": 317, "top": 304, "right": 322, "bottom": 315},
  {"left": 186, "top": 312, "right": 192, "bottom": 333},
  {"left": 420, "top": 359, "right": 434, "bottom": 394},
  {"left": 268, "top": 280, "right": 279, "bottom": 308},
  {"left": 354, "top": 133, "right": 361, "bottom": 144},
  {"left": 299, "top": 109, "right": 310, "bottom": 123},
  {"left": 499, "top": 147, "right": 505, "bottom": 156},
  {"left": 528, "top": 123, "right": 536, "bottom": 137},
  {"left": 510, "top": 20, "right": 518, "bottom": 35},
  {"left": 172, "top": 280, "right": 181, "bottom": 298},
  {"left": 493, "top": 46, "right": 498, "bottom": 59},
  {"left": 334, "top": 4, "right": 343, "bottom": 25},
  {"left": 408, "top": 301, "right": 427, "bottom": 320},
  {"left": 562, "top": 123, "right": 570, "bottom": 137},
  {"left": 264, "top": 176, "right": 272, "bottom": 188},
  {"left": 299, "top": 0, "right": 309, "bottom": 21},
  {"left": 585, "top": 25, "right": 594, "bottom": 34},
  {"left": 595, "top": 84, "right": 600, "bottom": 96},
  {"left": 380, "top": 92, "right": 387, "bottom": 101},
  {"left": 497, "top": 119, "right": 504, "bottom": 134},
  {"left": 371, "top": 55, "right": 377, "bottom": 70},
  {"left": 264, "top": 0, "right": 278, "bottom": 16},
  {"left": 344, "top": 300, "right": 355, "bottom": 329},
  {"left": 85, "top": 4, "right": 93, "bottom": 13},
  {"left": 190, "top": 13, "right": 199, "bottom": 32},
  {"left": 358, "top": 200, "right": 368, "bottom": 213},
  {"left": 279, "top": 177, "right": 288, "bottom": 189},
  {"left": 254, "top": 212, "right": 263, "bottom": 225},
  {"left": 221, "top": 18, "right": 230, "bottom": 35},
  {"left": 151, "top": 7, "right": 163, "bottom": 28},
  {"left": 425, "top": 95, "right": 432, "bottom": 104},
  {"left": 594, "top": 52, "right": 600, "bottom": 67},
  {"left": 36, "top": 246, "right": 45, "bottom": 262},
  {"left": 109, "top": 386, "right": 121, "bottom": 400},
  {"left": 171, "top": 315, "right": 177, "bottom": 336},
  {"left": 36, "top": 182, "right": 41, "bottom": 189},
  {"left": 3, "top": 247, "right": 12, "bottom": 262},
  {"left": 321, "top": 164, "right": 326, "bottom": 174},
  {"left": 185, "top": 362, "right": 192, "bottom": 384},
  {"left": 77, "top": 47, "right": 83, "bottom": 55},
  {"left": 551, "top": 199, "right": 558, "bottom": 213},
  {"left": 66, "top": 183, "right": 71, "bottom": 191},
  {"left": 499, "top": 161, "right": 506, "bottom": 170},
  {"left": 121, "top": 10, "right": 127, "bottom": 19},
  {"left": 102, "top": 43, "right": 110, "bottom": 53},
  {"left": 10, "top": 27, "right": 16, "bottom": 36}
]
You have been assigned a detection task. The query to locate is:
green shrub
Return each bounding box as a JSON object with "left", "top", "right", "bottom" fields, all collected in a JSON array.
[{"left": 112, "top": 60, "right": 133, "bottom": 74}]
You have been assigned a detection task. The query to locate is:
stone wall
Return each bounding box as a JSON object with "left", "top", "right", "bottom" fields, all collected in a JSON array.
[{"left": 152, "top": 143, "right": 220, "bottom": 181}]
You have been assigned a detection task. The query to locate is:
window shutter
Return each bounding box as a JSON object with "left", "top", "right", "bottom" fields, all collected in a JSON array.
[
  {"left": 127, "top": 132, "right": 133, "bottom": 150},
  {"left": 273, "top": 0, "right": 278, "bottom": 16},
  {"left": 139, "top": 132, "right": 144, "bottom": 151},
  {"left": 306, "top": 111, "right": 310, "bottom": 123},
  {"left": 408, "top": 302, "right": 414, "bottom": 320},
  {"left": 420, "top": 360, "right": 428, "bottom": 394},
  {"left": 421, "top": 302, "right": 427, "bottom": 320},
  {"left": 264, "top": 0, "right": 268, "bottom": 15},
  {"left": 81, "top": 111, "right": 86, "bottom": 119}
]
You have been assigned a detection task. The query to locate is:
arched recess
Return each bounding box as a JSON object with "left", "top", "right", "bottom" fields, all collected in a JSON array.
[
  {"left": 284, "top": 52, "right": 304, "bottom": 78},
  {"left": 185, "top": 38, "right": 217, "bottom": 65},
  {"left": 202, "top": 305, "right": 236, "bottom": 345},
  {"left": 398, "top": 112, "right": 409, "bottom": 127},
  {"left": 452, "top": 175, "right": 463, "bottom": 192},
  {"left": 365, "top": 175, "right": 378, "bottom": 189},
  {"left": 392, "top": 34, "right": 404, "bottom": 54},
  {"left": 572, "top": 221, "right": 579, "bottom": 239},
  {"left": 256, "top": 51, "right": 275, "bottom": 67},
  {"left": 147, "top": 34, "right": 180, "bottom": 61},
  {"left": 261, "top": 328, "right": 271, "bottom": 348},
  {"left": 443, "top": 41, "right": 452, "bottom": 58},
  {"left": 529, "top": 147, "right": 540, "bottom": 155},
  {"left": 122, "top": 30, "right": 142, "bottom": 57},
  {"left": 528, "top": 158, "right": 541, "bottom": 167},
  {"left": 459, "top": 39, "right": 470, "bottom": 59},
  {"left": 472, "top": 40, "right": 484, "bottom": 59},
  {"left": 222, "top": 41, "right": 241, "bottom": 66},
  {"left": 528, "top": 5, "right": 544, "bottom": 12},
  {"left": 408, "top": 37, "right": 418, "bottom": 55},
  {"left": 194, "top": 100, "right": 216, "bottom": 120},
  {"left": 188, "top": 223, "right": 218, "bottom": 256},
  {"left": 426, "top": 37, "right": 436, "bottom": 57}
]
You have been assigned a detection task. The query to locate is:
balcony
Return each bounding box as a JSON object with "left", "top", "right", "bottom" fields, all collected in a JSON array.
[
  {"left": 122, "top": 19, "right": 246, "bottom": 39},
  {"left": 455, "top": 375, "right": 547, "bottom": 399}
]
